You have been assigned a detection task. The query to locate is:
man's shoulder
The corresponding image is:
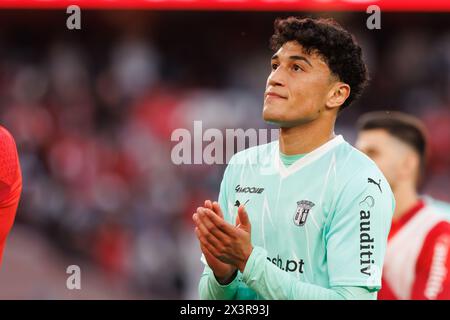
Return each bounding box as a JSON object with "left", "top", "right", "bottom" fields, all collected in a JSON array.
[
  {"left": 0, "top": 125, "right": 20, "bottom": 187},
  {"left": 0, "top": 125, "right": 17, "bottom": 149},
  {"left": 333, "top": 141, "right": 393, "bottom": 202},
  {"left": 335, "top": 141, "right": 385, "bottom": 181},
  {"left": 419, "top": 214, "right": 450, "bottom": 258},
  {"left": 391, "top": 201, "right": 450, "bottom": 246},
  {"left": 423, "top": 196, "right": 450, "bottom": 217}
]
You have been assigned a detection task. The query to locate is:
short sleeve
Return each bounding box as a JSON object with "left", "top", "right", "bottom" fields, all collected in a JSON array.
[{"left": 325, "top": 166, "right": 395, "bottom": 289}]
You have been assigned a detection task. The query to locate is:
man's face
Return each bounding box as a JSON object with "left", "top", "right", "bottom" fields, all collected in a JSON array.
[
  {"left": 263, "top": 41, "right": 337, "bottom": 127},
  {"left": 355, "top": 129, "right": 411, "bottom": 190}
]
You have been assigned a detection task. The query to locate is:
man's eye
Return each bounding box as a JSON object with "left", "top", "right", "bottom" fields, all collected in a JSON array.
[
  {"left": 292, "top": 64, "right": 302, "bottom": 72},
  {"left": 271, "top": 63, "right": 278, "bottom": 70}
]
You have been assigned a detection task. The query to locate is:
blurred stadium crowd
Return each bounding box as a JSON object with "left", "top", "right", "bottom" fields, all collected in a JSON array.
[{"left": 0, "top": 11, "right": 449, "bottom": 299}]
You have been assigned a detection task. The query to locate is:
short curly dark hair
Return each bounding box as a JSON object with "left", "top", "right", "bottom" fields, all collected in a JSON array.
[{"left": 270, "top": 17, "right": 369, "bottom": 110}]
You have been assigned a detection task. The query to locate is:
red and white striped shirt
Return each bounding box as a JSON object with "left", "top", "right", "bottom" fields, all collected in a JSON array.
[{"left": 379, "top": 200, "right": 450, "bottom": 300}]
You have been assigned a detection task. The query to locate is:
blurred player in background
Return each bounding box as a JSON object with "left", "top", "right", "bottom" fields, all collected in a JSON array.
[
  {"left": 0, "top": 126, "right": 22, "bottom": 265},
  {"left": 356, "top": 111, "right": 450, "bottom": 300},
  {"left": 193, "top": 17, "right": 395, "bottom": 300}
]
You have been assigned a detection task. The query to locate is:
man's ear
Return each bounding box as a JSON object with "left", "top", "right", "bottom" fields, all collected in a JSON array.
[
  {"left": 326, "top": 82, "right": 351, "bottom": 110},
  {"left": 400, "top": 150, "right": 420, "bottom": 183}
]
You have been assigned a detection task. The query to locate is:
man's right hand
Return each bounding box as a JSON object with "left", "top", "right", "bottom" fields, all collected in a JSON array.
[{"left": 194, "top": 200, "right": 238, "bottom": 285}]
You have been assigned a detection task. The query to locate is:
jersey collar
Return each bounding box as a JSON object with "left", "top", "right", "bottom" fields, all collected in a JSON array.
[{"left": 274, "top": 135, "right": 345, "bottom": 178}]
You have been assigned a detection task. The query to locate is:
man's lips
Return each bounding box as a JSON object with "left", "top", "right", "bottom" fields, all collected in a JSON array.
[{"left": 265, "top": 92, "right": 287, "bottom": 99}]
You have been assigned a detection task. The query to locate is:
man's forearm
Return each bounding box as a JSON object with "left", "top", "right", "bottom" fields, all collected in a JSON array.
[{"left": 242, "top": 246, "right": 376, "bottom": 300}]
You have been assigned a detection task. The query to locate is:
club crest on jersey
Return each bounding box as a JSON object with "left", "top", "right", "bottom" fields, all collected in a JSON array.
[{"left": 293, "top": 200, "right": 315, "bottom": 227}]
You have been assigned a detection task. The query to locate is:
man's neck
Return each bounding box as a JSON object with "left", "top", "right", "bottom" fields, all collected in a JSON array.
[
  {"left": 279, "top": 118, "right": 335, "bottom": 155},
  {"left": 392, "top": 184, "right": 420, "bottom": 222}
]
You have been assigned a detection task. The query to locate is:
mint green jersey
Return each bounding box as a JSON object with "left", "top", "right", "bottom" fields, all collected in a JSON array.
[{"left": 199, "top": 135, "right": 395, "bottom": 300}]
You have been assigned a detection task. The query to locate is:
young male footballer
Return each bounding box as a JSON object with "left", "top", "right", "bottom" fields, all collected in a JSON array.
[
  {"left": 356, "top": 112, "right": 450, "bottom": 299},
  {"left": 193, "top": 17, "right": 395, "bottom": 300}
]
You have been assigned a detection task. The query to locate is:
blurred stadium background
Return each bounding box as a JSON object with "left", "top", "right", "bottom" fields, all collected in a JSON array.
[{"left": 0, "top": 3, "right": 449, "bottom": 299}]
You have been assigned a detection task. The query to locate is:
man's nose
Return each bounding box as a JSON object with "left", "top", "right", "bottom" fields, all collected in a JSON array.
[{"left": 267, "top": 68, "right": 285, "bottom": 87}]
